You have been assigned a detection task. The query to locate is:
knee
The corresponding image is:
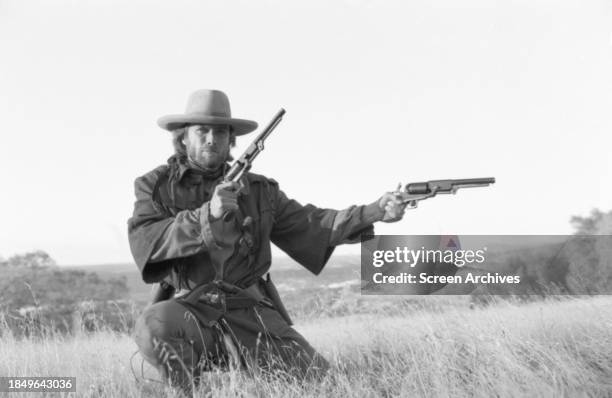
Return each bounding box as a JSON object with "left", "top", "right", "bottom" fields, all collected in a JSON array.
[
  {"left": 133, "top": 301, "right": 188, "bottom": 361},
  {"left": 136, "top": 302, "right": 177, "bottom": 338},
  {"left": 134, "top": 301, "right": 219, "bottom": 363}
]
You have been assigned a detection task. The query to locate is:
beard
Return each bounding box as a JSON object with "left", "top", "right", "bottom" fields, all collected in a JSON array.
[{"left": 187, "top": 146, "right": 229, "bottom": 171}]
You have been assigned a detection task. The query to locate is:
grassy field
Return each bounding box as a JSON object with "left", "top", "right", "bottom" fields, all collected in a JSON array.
[{"left": 1, "top": 295, "right": 611, "bottom": 397}]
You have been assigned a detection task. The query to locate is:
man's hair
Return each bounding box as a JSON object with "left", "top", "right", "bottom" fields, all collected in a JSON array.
[{"left": 171, "top": 126, "right": 236, "bottom": 161}]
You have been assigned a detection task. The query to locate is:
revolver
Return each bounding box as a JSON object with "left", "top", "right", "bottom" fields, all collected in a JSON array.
[{"left": 396, "top": 177, "right": 496, "bottom": 209}]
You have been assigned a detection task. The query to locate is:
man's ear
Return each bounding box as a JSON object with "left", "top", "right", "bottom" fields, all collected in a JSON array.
[{"left": 182, "top": 129, "right": 188, "bottom": 146}]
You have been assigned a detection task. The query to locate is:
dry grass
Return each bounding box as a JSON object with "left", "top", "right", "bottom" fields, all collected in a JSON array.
[{"left": 1, "top": 296, "right": 612, "bottom": 397}]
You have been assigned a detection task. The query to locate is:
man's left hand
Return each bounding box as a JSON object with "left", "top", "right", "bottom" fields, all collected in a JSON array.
[{"left": 377, "top": 192, "right": 407, "bottom": 223}]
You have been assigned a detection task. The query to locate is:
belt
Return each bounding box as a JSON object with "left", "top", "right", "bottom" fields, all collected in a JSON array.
[{"left": 180, "top": 279, "right": 274, "bottom": 311}]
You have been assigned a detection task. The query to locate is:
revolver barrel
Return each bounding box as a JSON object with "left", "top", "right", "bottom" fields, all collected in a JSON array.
[{"left": 406, "top": 177, "right": 495, "bottom": 194}]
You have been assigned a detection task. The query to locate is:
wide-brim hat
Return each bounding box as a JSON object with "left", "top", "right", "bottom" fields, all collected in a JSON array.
[{"left": 157, "top": 89, "right": 258, "bottom": 135}]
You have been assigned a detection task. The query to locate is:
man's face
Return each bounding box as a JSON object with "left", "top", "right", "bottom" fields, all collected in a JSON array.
[{"left": 183, "top": 124, "right": 231, "bottom": 170}]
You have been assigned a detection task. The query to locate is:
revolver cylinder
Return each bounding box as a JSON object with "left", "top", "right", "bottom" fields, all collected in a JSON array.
[{"left": 406, "top": 182, "right": 431, "bottom": 195}]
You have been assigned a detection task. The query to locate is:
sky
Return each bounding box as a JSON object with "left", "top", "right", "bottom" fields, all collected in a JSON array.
[{"left": 0, "top": 0, "right": 610, "bottom": 265}]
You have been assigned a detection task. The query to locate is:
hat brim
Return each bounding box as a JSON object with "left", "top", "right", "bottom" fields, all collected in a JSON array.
[{"left": 157, "top": 114, "right": 258, "bottom": 136}]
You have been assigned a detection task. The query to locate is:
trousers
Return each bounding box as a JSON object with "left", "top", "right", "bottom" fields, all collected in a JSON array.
[{"left": 133, "top": 297, "right": 329, "bottom": 390}]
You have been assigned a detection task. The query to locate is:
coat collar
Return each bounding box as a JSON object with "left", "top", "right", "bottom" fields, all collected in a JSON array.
[
  {"left": 167, "top": 155, "right": 226, "bottom": 183},
  {"left": 167, "top": 155, "right": 249, "bottom": 194}
]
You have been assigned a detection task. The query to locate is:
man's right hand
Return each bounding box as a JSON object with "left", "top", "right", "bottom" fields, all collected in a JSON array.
[{"left": 209, "top": 181, "right": 240, "bottom": 221}]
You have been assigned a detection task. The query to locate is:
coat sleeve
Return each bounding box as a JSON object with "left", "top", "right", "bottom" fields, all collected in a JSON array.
[
  {"left": 269, "top": 181, "right": 382, "bottom": 275},
  {"left": 127, "top": 168, "right": 223, "bottom": 283}
]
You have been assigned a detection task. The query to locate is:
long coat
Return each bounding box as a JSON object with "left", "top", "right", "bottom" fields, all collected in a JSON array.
[{"left": 128, "top": 155, "right": 379, "bottom": 374}]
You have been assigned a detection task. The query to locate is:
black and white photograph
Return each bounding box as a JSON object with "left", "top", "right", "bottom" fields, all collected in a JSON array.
[{"left": 1, "top": 1, "right": 611, "bottom": 397}]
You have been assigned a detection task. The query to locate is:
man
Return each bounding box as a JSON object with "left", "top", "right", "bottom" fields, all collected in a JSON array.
[{"left": 128, "top": 89, "right": 406, "bottom": 390}]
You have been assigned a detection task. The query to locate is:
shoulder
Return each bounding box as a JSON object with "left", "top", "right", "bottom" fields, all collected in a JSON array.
[
  {"left": 245, "top": 172, "right": 283, "bottom": 205},
  {"left": 245, "top": 172, "right": 279, "bottom": 187},
  {"left": 133, "top": 165, "right": 170, "bottom": 195}
]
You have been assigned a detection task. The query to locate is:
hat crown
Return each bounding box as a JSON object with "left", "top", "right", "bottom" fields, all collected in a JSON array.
[
  {"left": 157, "top": 89, "right": 257, "bottom": 135},
  {"left": 185, "top": 89, "right": 232, "bottom": 118}
]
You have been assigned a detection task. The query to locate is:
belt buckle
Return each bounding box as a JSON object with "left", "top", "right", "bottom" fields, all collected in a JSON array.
[
  {"left": 184, "top": 282, "right": 227, "bottom": 312},
  {"left": 201, "top": 284, "right": 226, "bottom": 312}
]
